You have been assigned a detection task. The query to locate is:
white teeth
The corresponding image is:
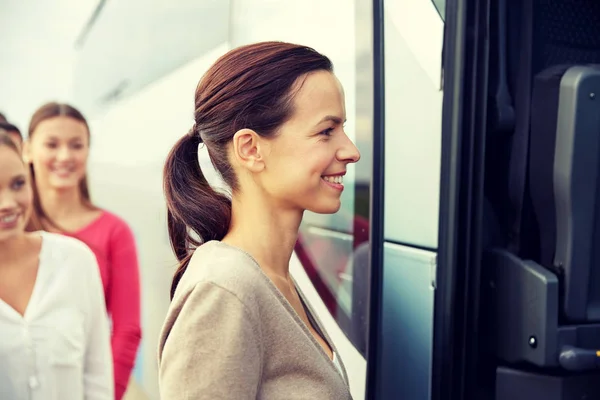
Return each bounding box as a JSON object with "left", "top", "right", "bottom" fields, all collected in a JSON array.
[
  {"left": 51, "top": 166, "right": 75, "bottom": 175},
  {"left": 0, "top": 214, "right": 17, "bottom": 223},
  {"left": 322, "top": 175, "right": 343, "bottom": 184}
]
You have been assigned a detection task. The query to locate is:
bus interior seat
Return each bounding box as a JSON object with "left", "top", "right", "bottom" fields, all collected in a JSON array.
[
  {"left": 486, "top": 0, "right": 600, "bottom": 256},
  {"left": 482, "top": 0, "right": 600, "bottom": 398},
  {"left": 512, "top": 0, "right": 600, "bottom": 256},
  {"left": 530, "top": 64, "right": 600, "bottom": 323}
]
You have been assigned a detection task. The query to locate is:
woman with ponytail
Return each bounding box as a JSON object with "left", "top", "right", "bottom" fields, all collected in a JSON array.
[
  {"left": 158, "top": 41, "right": 360, "bottom": 399},
  {"left": 23, "top": 103, "right": 141, "bottom": 400}
]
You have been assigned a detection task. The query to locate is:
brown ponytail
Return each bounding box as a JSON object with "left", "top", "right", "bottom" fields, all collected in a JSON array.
[
  {"left": 163, "top": 131, "right": 231, "bottom": 299},
  {"left": 163, "top": 41, "right": 333, "bottom": 298}
]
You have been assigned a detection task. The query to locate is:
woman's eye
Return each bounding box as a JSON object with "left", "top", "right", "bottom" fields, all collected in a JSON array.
[
  {"left": 320, "top": 128, "right": 334, "bottom": 137},
  {"left": 12, "top": 179, "right": 25, "bottom": 190}
]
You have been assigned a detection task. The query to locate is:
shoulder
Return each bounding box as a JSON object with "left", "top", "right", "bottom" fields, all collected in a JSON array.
[
  {"left": 97, "top": 210, "right": 134, "bottom": 235},
  {"left": 39, "top": 232, "right": 106, "bottom": 314},
  {"left": 41, "top": 231, "right": 96, "bottom": 259},
  {"left": 40, "top": 231, "right": 100, "bottom": 278},
  {"left": 174, "top": 241, "right": 269, "bottom": 313},
  {"left": 96, "top": 210, "right": 137, "bottom": 249},
  {"left": 40, "top": 232, "right": 100, "bottom": 287}
]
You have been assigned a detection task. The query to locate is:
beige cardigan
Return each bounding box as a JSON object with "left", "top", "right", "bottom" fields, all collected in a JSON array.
[{"left": 158, "top": 241, "right": 352, "bottom": 400}]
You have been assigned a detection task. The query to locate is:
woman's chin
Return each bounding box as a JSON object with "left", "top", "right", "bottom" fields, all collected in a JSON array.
[
  {"left": 307, "top": 200, "right": 342, "bottom": 215},
  {"left": 48, "top": 177, "right": 80, "bottom": 190}
]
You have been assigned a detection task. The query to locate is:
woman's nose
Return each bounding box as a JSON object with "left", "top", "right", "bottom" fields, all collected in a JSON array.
[
  {"left": 0, "top": 191, "right": 18, "bottom": 211},
  {"left": 56, "top": 146, "right": 72, "bottom": 161},
  {"left": 337, "top": 134, "right": 361, "bottom": 164}
]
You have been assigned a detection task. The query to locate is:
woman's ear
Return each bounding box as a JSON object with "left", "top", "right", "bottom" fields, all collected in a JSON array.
[
  {"left": 21, "top": 140, "right": 31, "bottom": 163},
  {"left": 231, "top": 128, "right": 267, "bottom": 173}
]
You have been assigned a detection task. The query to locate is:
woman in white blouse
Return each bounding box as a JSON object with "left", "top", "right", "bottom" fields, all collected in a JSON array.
[{"left": 0, "top": 132, "right": 113, "bottom": 399}]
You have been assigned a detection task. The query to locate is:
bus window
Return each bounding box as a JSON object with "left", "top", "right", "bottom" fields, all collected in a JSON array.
[{"left": 432, "top": 0, "right": 446, "bottom": 19}]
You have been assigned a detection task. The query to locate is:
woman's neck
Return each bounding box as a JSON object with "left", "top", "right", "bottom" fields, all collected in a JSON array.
[
  {"left": 37, "top": 186, "right": 85, "bottom": 221},
  {"left": 224, "top": 191, "right": 303, "bottom": 280},
  {"left": 0, "top": 233, "right": 30, "bottom": 267}
]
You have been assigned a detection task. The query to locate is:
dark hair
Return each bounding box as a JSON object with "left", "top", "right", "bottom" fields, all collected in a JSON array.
[
  {"left": 0, "top": 122, "right": 22, "bottom": 141},
  {"left": 26, "top": 102, "right": 95, "bottom": 231},
  {"left": 0, "top": 131, "right": 20, "bottom": 154},
  {"left": 0, "top": 112, "right": 7, "bottom": 123},
  {"left": 163, "top": 41, "right": 333, "bottom": 298}
]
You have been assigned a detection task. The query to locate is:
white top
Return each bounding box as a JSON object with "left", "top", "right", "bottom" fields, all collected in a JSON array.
[{"left": 0, "top": 231, "right": 114, "bottom": 400}]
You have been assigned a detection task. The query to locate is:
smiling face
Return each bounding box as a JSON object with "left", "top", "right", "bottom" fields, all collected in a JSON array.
[
  {"left": 0, "top": 145, "right": 33, "bottom": 242},
  {"left": 26, "top": 116, "right": 90, "bottom": 191},
  {"left": 254, "top": 70, "right": 361, "bottom": 214}
]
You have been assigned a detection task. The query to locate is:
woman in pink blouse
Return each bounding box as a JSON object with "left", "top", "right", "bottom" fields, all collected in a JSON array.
[{"left": 23, "top": 102, "right": 142, "bottom": 400}]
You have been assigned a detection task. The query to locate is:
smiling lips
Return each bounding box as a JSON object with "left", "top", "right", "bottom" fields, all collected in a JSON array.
[
  {"left": 321, "top": 172, "right": 345, "bottom": 191},
  {"left": 51, "top": 165, "right": 76, "bottom": 178},
  {"left": 0, "top": 213, "right": 19, "bottom": 229}
]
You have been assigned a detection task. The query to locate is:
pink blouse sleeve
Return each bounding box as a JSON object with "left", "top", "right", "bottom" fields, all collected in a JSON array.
[{"left": 108, "top": 220, "right": 142, "bottom": 400}]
